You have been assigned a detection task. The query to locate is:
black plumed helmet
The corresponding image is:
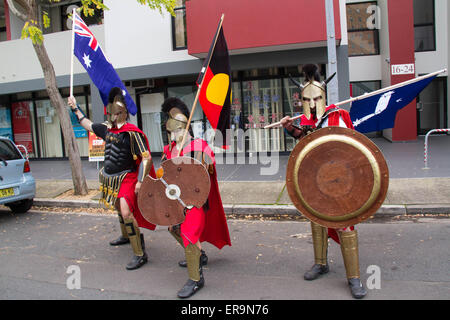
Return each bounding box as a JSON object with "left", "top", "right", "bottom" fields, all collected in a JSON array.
[
  {"left": 302, "top": 64, "right": 321, "bottom": 82},
  {"left": 161, "top": 97, "right": 191, "bottom": 119},
  {"left": 108, "top": 87, "right": 126, "bottom": 106}
]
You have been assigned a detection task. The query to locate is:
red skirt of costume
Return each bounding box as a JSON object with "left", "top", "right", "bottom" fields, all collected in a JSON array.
[
  {"left": 109, "top": 123, "right": 157, "bottom": 231},
  {"left": 163, "top": 139, "right": 231, "bottom": 249},
  {"left": 299, "top": 105, "right": 355, "bottom": 244}
]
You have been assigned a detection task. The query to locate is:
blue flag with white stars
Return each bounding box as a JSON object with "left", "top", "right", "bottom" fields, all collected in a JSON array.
[{"left": 72, "top": 12, "right": 137, "bottom": 115}]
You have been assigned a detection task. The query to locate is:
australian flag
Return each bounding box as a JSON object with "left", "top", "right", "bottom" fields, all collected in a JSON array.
[
  {"left": 350, "top": 74, "right": 438, "bottom": 133},
  {"left": 72, "top": 12, "right": 137, "bottom": 115}
]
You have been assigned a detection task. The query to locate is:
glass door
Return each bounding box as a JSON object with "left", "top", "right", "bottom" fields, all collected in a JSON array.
[{"left": 416, "top": 77, "right": 447, "bottom": 135}]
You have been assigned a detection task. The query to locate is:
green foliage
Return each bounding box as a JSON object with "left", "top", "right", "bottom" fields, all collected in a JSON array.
[
  {"left": 42, "top": 11, "right": 50, "bottom": 29},
  {"left": 79, "top": 0, "right": 107, "bottom": 17},
  {"left": 21, "top": 21, "right": 44, "bottom": 45},
  {"left": 136, "top": 0, "right": 177, "bottom": 16}
]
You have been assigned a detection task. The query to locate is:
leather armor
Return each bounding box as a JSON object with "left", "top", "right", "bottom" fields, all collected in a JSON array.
[{"left": 103, "top": 131, "right": 136, "bottom": 175}]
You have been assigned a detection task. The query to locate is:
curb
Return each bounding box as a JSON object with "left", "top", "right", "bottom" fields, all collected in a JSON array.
[{"left": 33, "top": 198, "right": 450, "bottom": 215}]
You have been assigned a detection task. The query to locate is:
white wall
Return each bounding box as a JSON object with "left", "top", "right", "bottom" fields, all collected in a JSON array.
[
  {"left": 103, "top": 0, "right": 196, "bottom": 69},
  {"left": 0, "top": 23, "right": 104, "bottom": 86},
  {"left": 0, "top": 0, "right": 197, "bottom": 87}
]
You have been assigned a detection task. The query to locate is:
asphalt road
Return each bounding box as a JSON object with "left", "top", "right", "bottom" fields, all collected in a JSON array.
[{"left": 0, "top": 208, "right": 448, "bottom": 304}]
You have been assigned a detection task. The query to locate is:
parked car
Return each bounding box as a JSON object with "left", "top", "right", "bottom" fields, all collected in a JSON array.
[{"left": 0, "top": 137, "right": 35, "bottom": 213}]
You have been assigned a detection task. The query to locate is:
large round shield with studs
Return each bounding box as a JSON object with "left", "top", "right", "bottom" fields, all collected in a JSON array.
[
  {"left": 286, "top": 127, "right": 389, "bottom": 228},
  {"left": 138, "top": 157, "right": 210, "bottom": 226}
]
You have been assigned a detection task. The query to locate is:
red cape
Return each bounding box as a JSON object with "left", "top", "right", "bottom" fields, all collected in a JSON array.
[
  {"left": 164, "top": 139, "right": 232, "bottom": 249},
  {"left": 109, "top": 123, "right": 157, "bottom": 230},
  {"left": 299, "top": 105, "right": 354, "bottom": 129},
  {"left": 299, "top": 105, "right": 355, "bottom": 244}
]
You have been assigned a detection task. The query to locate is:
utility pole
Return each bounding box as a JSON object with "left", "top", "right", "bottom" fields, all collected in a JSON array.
[{"left": 325, "top": 0, "right": 339, "bottom": 105}]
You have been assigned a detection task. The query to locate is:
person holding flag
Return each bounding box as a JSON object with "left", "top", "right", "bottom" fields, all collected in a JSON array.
[
  {"left": 68, "top": 89, "right": 156, "bottom": 270},
  {"left": 279, "top": 64, "right": 367, "bottom": 299},
  {"left": 160, "top": 97, "right": 231, "bottom": 298},
  {"left": 184, "top": 14, "right": 231, "bottom": 150},
  {"left": 134, "top": 15, "right": 231, "bottom": 298},
  {"left": 69, "top": 11, "right": 156, "bottom": 270}
]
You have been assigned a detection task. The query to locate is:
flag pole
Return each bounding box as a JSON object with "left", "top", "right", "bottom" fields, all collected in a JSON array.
[
  {"left": 264, "top": 68, "right": 447, "bottom": 129},
  {"left": 177, "top": 13, "right": 225, "bottom": 157},
  {"left": 70, "top": 8, "right": 75, "bottom": 98}
]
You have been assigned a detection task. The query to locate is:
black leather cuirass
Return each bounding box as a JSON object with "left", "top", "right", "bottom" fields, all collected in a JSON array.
[{"left": 103, "top": 131, "right": 135, "bottom": 174}]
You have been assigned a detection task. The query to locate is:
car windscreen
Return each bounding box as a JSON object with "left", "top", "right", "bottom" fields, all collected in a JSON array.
[{"left": 0, "top": 140, "right": 23, "bottom": 161}]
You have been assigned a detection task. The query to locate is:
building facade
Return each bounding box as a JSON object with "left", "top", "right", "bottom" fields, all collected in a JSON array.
[{"left": 0, "top": 0, "right": 448, "bottom": 159}]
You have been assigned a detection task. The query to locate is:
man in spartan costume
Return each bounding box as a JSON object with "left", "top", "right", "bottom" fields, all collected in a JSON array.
[
  {"left": 68, "top": 87, "right": 156, "bottom": 270},
  {"left": 280, "top": 65, "right": 367, "bottom": 299},
  {"left": 160, "top": 97, "right": 231, "bottom": 298}
]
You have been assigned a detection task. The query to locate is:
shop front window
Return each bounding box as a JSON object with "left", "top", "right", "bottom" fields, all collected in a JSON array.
[
  {"left": 139, "top": 92, "right": 165, "bottom": 153},
  {"left": 0, "top": 105, "right": 13, "bottom": 140},
  {"left": 228, "top": 82, "right": 244, "bottom": 153},
  {"left": 242, "top": 79, "right": 283, "bottom": 152},
  {"left": 10, "top": 101, "right": 38, "bottom": 158},
  {"left": 36, "top": 100, "right": 63, "bottom": 158},
  {"left": 351, "top": 81, "right": 381, "bottom": 97},
  {"left": 282, "top": 75, "right": 304, "bottom": 152},
  {"left": 417, "top": 77, "right": 446, "bottom": 134},
  {"left": 68, "top": 96, "right": 89, "bottom": 157}
]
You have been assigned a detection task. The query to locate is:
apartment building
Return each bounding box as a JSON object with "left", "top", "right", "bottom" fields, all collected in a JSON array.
[{"left": 0, "top": 0, "right": 448, "bottom": 159}]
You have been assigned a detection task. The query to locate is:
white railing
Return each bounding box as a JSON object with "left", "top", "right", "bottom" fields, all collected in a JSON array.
[
  {"left": 423, "top": 129, "right": 450, "bottom": 169},
  {"left": 16, "top": 145, "right": 29, "bottom": 160}
]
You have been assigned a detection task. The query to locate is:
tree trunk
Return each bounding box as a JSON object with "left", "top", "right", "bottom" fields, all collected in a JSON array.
[
  {"left": 25, "top": 2, "right": 89, "bottom": 195},
  {"left": 33, "top": 43, "right": 89, "bottom": 195}
]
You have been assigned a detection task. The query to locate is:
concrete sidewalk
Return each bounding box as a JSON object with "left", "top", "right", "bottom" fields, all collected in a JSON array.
[
  {"left": 33, "top": 177, "right": 450, "bottom": 216},
  {"left": 29, "top": 134, "right": 450, "bottom": 216}
]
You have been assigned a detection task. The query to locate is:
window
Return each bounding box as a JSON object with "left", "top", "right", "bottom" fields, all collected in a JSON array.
[
  {"left": 36, "top": 99, "right": 64, "bottom": 158},
  {"left": 11, "top": 101, "right": 39, "bottom": 159},
  {"left": 414, "top": 0, "right": 435, "bottom": 52},
  {"left": 241, "top": 78, "right": 283, "bottom": 152},
  {"left": 61, "top": 1, "right": 103, "bottom": 31},
  {"left": 0, "top": 9, "right": 7, "bottom": 42},
  {"left": 350, "top": 81, "right": 381, "bottom": 97},
  {"left": 346, "top": 2, "right": 380, "bottom": 56},
  {"left": 42, "top": 1, "right": 103, "bottom": 34},
  {"left": 0, "top": 139, "right": 22, "bottom": 160},
  {"left": 417, "top": 77, "right": 446, "bottom": 134},
  {"left": 172, "top": 0, "right": 187, "bottom": 50}
]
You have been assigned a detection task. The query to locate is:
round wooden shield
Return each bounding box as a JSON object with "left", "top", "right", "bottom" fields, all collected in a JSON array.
[
  {"left": 286, "top": 127, "right": 389, "bottom": 228},
  {"left": 137, "top": 157, "right": 210, "bottom": 226}
]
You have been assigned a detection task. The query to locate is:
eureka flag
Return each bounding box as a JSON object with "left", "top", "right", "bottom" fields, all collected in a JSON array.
[
  {"left": 197, "top": 24, "right": 231, "bottom": 148},
  {"left": 350, "top": 74, "right": 437, "bottom": 133},
  {"left": 72, "top": 12, "right": 137, "bottom": 115}
]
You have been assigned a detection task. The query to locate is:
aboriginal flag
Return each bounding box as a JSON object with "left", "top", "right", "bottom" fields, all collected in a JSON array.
[{"left": 197, "top": 24, "right": 231, "bottom": 149}]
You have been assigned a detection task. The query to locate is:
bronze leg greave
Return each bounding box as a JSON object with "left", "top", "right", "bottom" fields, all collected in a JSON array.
[
  {"left": 124, "top": 218, "right": 144, "bottom": 257},
  {"left": 338, "top": 230, "right": 360, "bottom": 279},
  {"left": 311, "top": 222, "right": 328, "bottom": 265},
  {"left": 169, "top": 228, "right": 184, "bottom": 248},
  {"left": 185, "top": 244, "right": 202, "bottom": 281},
  {"left": 118, "top": 213, "right": 129, "bottom": 239}
]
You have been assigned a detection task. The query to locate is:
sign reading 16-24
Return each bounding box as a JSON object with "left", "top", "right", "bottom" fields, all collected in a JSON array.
[{"left": 391, "top": 64, "right": 415, "bottom": 75}]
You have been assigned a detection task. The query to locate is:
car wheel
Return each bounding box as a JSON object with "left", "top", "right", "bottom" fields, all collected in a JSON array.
[{"left": 7, "top": 199, "right": 34, "bottom": 213}]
